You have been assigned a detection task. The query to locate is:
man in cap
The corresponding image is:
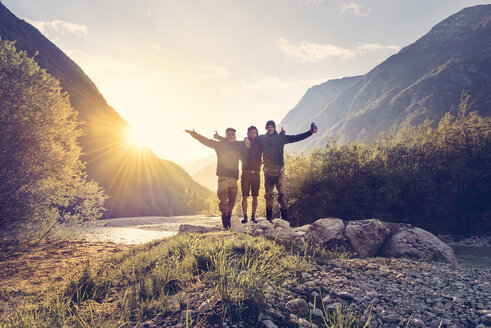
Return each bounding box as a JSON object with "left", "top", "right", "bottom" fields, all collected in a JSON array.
[
  {"left": 186, "top": 127, "right": 245, "bottom": 229},
  {"left": 256, "top": 120, "right": 317, "bottom": 222},
  {"left": 215, "top": 126, "right": 262, "bottom": 223}
]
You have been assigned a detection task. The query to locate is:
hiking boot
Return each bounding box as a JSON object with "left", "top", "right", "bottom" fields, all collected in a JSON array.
[
  {"left": 266, "top": 210, "right": 273, "bottom": 222},
  {"left": 280, "top": 209, "right": 288, "bottom": 221},
  {"left": 241, "top": 214, "right": 248, "bottom": 224},
  {"left": 222, "top": 214, "right": 231, "bottom": 229},
  {"left": 251, "top": 213, "right": 257, "bottom": 223}
]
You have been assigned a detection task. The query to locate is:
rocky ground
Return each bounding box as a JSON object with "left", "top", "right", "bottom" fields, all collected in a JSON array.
[{"left": 138, "top": 257, "right": 490, "bottom": 328}]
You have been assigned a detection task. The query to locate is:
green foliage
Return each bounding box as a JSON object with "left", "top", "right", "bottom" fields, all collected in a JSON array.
[
  {"left": 285, "top": 94, "right": 491, "bottom": 234},
  {"left": 0, "top": 38, "right": 106, "bottom": 241}
]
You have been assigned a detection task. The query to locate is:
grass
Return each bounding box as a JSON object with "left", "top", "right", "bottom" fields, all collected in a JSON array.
[{"left": 0, "top": 232, "right": 367, "bottom": 327}]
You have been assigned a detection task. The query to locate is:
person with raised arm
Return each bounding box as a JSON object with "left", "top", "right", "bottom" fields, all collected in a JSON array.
[
  {"left": 215, "top": 126, "right": 262, "bottom": 224},
  {"left": 256, "top": 120, "right": 318, "bottom": 222},
  {"left": 186, "top": 128, "right": 245, "bottom": 229}
]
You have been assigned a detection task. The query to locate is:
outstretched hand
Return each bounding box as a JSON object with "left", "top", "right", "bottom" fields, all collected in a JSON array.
[
  {"left": 185, "top": 129, "right": 196, "bottom": 136},
  {"left": 310, "top": 123, "right": 318, "bottom": 134},
  {"left": 213, "top": 130, "right": 220, "bottom": 140},
  {"left": 280, "top": 127, "right": 286, "bottom": 135}
]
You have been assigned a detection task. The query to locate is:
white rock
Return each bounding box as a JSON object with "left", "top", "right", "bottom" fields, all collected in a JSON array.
[{"left": 230, "top": 216, "right": 247, "bottom": 233}]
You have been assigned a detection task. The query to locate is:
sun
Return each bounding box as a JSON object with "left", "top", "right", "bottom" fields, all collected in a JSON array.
[{"left": 124, "top": 127, "right": 147, "bottom": 148}]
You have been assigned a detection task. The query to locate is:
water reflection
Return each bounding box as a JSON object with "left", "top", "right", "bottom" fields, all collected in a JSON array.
[{"left": 81, "top": 215, "right": 221, "bottom": 245}]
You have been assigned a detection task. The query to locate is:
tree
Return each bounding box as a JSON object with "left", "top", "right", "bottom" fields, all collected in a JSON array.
[{"left": 0, "top": 38, "right": 106, "bottom": 241}]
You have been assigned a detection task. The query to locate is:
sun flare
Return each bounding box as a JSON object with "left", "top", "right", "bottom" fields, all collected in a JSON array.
[{"left": 124, "top": 127, "right": 147, "bottom": 148}]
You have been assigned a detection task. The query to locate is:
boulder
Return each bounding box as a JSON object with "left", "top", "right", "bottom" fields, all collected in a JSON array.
[
  {"left": 305, "top": 218, "right": 347, "bottom": 248},
  {"left": 273, "top": 218, "right": 290, "bottom": 230},
  {"left": 256, "top": 219, "right": 274, "bottom": 230},
  {"left": 378, "top": 226, "right": 459, "bottom": 267},
  {"left": 345, "top": 219, "right": 391, "bottom": 258}
]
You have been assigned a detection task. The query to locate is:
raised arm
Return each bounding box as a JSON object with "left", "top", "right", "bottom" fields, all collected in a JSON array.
[
  {"left": 285, "top": 123, "right": 318, "bottom": 144},
  {"left": 185, "top": 129, "right": 217, "bottom": 149}
]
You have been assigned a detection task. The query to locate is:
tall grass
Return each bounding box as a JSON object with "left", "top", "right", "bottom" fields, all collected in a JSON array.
[{"left": 1, "top": 233, "right": 364, "bottom": 327}]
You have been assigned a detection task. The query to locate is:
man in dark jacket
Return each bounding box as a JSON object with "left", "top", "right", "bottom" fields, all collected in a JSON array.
[
  {"left": 214, "top": 126, "right": 262, "bottom": 224},
  {"left": 256, "top": 120, "right": 317, "bottom": 222},
  {"left": 186, "top": 128, "right": 244, "bottom": 229}
]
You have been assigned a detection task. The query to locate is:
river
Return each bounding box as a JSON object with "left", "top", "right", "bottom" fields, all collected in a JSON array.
[{"left": 80, "top": 215, "right": 221, "bottom": 244}]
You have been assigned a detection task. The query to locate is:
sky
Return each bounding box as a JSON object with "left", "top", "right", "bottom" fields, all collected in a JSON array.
[{"left": 3, "top": 0, "right": 490, "bottom": 164}]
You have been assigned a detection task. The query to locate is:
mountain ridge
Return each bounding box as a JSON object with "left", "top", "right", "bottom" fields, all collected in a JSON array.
[{"left": 280, "top": 5, "right": 491, "bottom": 153}]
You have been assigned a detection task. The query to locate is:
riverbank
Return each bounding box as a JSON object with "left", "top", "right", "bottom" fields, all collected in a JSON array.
[{"left": 1, "top": 233, "right": 490, "bottom": 328}]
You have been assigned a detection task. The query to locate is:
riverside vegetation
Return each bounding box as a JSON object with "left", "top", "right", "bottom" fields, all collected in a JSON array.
[{"left": 220, "top": 95, "right": 490, "bottom": 236}]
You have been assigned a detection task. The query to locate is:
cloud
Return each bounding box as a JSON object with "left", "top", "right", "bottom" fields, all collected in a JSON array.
[
  {"left": 241, "top": 74, "right": 324, "bottom": 91},
  {"left": 356, "top": 42, "right": 401, "bottom": 53},
  {"left": 338, "top": 2, "right": 370, "bottom": 17},
  {"left": 278, "top": 38, "right": 354, "bottom": 63},
  {"left": 195, "top": 63, "right": 230, "bottom": 80},
  {"left": 302, "top": 0, "right": 324, "bottom": 5},
  {"left": 26, "top": 18, "right": 88, "bottom": 36},
  {"left": 278, "top": 38, "right": 400, "bottom": 63}
]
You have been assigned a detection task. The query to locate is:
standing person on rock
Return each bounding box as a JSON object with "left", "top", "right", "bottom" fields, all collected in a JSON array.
[
  {"left": 214, "top": 126, "right": 262, "bottom": 224},
  {"left": 256, "top": 120, "right": 318, "bottom": 222},
  {"left": 186, "top": 128, "right": 245, "bottom": 229}
]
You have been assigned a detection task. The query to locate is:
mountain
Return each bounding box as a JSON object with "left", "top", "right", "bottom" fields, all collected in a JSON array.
[
  {"left": 192, "top": 161, "right": 218, "bottom": 191},
  {"left": 180, "top": 154, "right": 216, "bottom": 176},
  {"left": 280, "top": 5, "right": 491, "bottom": 153},
  {"left": 0, "top": 3, "right": 211, "bottom": 217}
]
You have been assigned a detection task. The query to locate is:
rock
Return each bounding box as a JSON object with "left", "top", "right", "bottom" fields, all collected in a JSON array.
[
  {"left": 294, "top": 224, "right": 311, "bottom": 232},
  {"left": 198, "top": 301, "right": 210, "bottom": 313},
  {"left": 178, "top": 224, "right": 221, "bottom": 234},
  {"left": 180, "top": 310, "right": 196, "bottom": 322},
  {"left": 312, "top": 308, "right": 323, "bottom": 318},
  {"left": 273, "top": 218, "right": 290, "bottom": 229},
  {"left": 345, "top": 219, "right": 390, "bottom": 258},
  {"left": 305, "top": 218, "right": 348, "bottom": 248},
  {"left": 378, "top": 226, "right": 459, "bottom": 266},
  {"left": 256, "top": 220, "right": 274, "bottom": 230},
  {"left": 285, "top": 298, "right": 310, "bottom": 316},
  {"left": 230, "top": 216, "right": 247, "bottom": 233},
  {"left": 262, "top": 320, "right": 278, "bottom": 328}
]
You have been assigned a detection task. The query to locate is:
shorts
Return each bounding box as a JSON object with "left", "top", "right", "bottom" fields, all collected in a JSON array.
[{"left": 241, "top": 170, "right": 260, "bottom": 197}]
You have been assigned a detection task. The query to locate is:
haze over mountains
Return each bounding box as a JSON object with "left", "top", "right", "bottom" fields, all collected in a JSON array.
[
  {"left": 0, "top": 3, "right": 211, "bottom": 218},
  {"left": 280, "top": 5, "right": 491, "bottom": 153}
]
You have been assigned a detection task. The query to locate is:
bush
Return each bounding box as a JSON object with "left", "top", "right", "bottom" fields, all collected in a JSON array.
[{"left": 285, "top": 94, "right": 491, "bottom": 235}]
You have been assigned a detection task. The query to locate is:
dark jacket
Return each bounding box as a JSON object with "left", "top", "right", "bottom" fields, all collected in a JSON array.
[
  {"left": 243, "top": 138, "right": 262, "bottom": 171},
  {"left": 192, "top": 133, "right": 245, "bottom": 179},
  {"left": 257, "top": 130, "right": 312, "bottom": 167}
]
